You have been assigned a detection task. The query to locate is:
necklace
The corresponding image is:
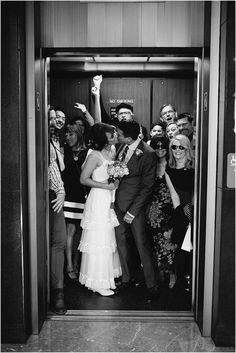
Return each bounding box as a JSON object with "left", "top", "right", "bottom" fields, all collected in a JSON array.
[{"left": 73, "top": 149, "right": 82, "bottom": 161}]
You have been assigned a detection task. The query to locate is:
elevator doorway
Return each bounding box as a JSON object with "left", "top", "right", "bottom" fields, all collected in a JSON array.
[{"left": 45, "top": 51, "right": 201, "bottom": 317}]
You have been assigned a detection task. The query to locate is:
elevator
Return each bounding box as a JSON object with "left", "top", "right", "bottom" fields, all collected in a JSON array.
[
  {"left": 45, "top": 52, "right": 199, "bottom": 316},
  {"left": 2, "top": 1, "right": 234, "bottom": 346}
]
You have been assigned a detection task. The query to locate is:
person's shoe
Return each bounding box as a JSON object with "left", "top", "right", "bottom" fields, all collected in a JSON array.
[
  {"left": 169, "top": 273, "right": 177, "bottom": 289},
  {"left": 130, "top": 278, "right": 143, "bottom": 287},
  {"left": 146, "top": 284, "right": 160, "bottom": 300},
  {"left": 66, "top": 269, "right": 78, "bottom": 281},
  {"left": 115, "top": 281, "right": 132, "bottom": 293},
  {"left": 94, "top": 289, "right": 114, "bottom": 296},
  {"left": 51, "top": 289, "right": 66, "bottom": 315}
]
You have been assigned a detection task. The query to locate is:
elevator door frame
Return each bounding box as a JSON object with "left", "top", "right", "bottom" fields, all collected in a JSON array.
[{"left": 27, "top": 45, "right": 217, "bottom": 336}]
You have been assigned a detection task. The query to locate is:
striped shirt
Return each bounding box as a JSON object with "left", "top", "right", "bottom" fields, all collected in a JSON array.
[{"left": 48, "top": 142, "right": 65, "bottom": 195}]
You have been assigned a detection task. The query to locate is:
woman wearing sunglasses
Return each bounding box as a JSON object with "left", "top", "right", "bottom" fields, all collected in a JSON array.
[{"left": 167, "top": 134, "right": 195, "bottom": 291}]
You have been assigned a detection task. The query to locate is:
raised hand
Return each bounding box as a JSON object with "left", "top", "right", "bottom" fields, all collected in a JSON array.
[
  {"left": 74, "top": 103, "right": 87, "bottom": 113},
  {"left": 93, "top": 75, "right": 102, "bottom": 88},
  {"left": 91, "top": 86, "right": 100, "bottom": 96}
]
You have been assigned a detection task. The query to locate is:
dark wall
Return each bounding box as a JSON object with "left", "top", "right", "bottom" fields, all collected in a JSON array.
[
  {"left": 50, "top": 75, "right": 194, "bottom": 133},
  {"left": 1, "top": 2, "right": 31, "bottom": 343},
  {"left": 212, "top": 1, "right": 235, "bottom": 346}
]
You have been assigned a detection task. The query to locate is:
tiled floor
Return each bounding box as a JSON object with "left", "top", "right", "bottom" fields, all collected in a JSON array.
[{"left": 1, "top": 320, "right": 234, "bottom": 352}]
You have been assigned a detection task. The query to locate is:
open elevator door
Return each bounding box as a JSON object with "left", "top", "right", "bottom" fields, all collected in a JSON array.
[{"left": 44, "top": 50, "right": 204, "bottom": 320}]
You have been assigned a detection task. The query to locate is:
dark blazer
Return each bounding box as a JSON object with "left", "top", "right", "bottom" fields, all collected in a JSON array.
[{"left": 115, "top": 140, "right": 157, "bottom": 217}]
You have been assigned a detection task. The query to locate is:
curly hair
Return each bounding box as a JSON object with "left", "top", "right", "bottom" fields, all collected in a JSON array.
[
  {"left": 169, "top": 134, "right": 194, "bottom": 169},
  {"left": 89, "top": 123, "right": 115, "bottom": 151}
]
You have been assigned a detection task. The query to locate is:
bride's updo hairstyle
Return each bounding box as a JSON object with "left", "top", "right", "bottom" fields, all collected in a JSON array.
[{"left": 89, "top": 123, "right": 115, "bottom": 151}]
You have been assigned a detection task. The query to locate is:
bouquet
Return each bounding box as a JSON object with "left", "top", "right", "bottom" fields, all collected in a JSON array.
[
  {"left": 107, "top": 160, "right": 129, "bottom": 207},
  {"left": 107, "top": 160, "right": 129, "bottom": 183}
]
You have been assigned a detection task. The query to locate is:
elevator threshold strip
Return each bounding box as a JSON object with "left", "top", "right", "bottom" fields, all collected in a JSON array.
[{"left": 47, "top": 310, "right": 194, "bottom": 321}]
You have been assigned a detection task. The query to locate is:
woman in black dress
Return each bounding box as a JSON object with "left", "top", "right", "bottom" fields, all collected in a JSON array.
[
  {"left": 167, "top": 134, "right": 195, "bottom": 290},
  {"left": 62, "top": 123, "right": 89, "bottom": 280}
]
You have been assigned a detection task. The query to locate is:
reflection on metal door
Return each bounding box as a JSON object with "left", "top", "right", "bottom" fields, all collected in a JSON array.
[{"left": 26, "top": 2, "right": 48, "bottom": 334}]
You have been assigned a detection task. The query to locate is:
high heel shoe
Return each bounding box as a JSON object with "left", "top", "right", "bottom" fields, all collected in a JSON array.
[
  {"left": 169, "top": 273, "right": 177, "bottom": 289},
  {"left": 93, "top": 289, "right": 114, "bottom": 296}
]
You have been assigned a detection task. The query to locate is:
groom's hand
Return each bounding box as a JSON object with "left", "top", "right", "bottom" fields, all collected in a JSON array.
[{"left": 123, "top": 211, "right": 135, "bottom": 224}]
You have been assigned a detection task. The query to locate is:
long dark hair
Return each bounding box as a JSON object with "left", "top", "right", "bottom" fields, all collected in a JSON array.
[{"left": 89, "top": 123, "right": 115, "bottom": 151}]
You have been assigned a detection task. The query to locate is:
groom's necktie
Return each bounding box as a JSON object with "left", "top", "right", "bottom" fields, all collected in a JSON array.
[{"left": 121, "top": 145, "right": 129, "bottom": 162}]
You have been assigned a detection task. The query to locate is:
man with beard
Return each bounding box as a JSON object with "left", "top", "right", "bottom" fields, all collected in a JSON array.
[
  {"left": 175, "top": 112, "right": 196, "bottom": 153},
  {"left": 48, "top": 107, "right": 67, "bottom": 314}
]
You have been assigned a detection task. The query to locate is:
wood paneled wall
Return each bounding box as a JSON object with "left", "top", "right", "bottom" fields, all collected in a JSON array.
[
  {"left": 152, "top": 78, "right": 194, "bottom": 122},
  {"left": 40, "top": 1, "right": 204, "bottom": 48},
  {"left": 50, "top": 76, "right": 194, "bottom": 132}
]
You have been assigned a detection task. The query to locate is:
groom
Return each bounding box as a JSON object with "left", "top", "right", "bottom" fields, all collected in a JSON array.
[{"left": 115, "top": 121, "right": 159, "bottom": 299}]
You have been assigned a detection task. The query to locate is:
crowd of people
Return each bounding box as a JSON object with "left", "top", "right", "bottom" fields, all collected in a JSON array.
[{"left": 48, "top": 75, "right": 195, "bottom": 314}]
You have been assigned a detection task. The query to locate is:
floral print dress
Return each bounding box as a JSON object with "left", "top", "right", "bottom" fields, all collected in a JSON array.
[{"left": 147, "top": 174, "right": 177, "bottom": 272}]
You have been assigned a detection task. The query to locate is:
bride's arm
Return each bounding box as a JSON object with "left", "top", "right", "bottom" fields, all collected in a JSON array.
[{"left": 80, "top": 153, "right": 116, "bottom": 190}]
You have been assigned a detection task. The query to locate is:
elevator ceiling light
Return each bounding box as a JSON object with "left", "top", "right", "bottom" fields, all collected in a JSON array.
[
  {"left": 51, "top": 57, "right": 94, "bottom": 62},
  {"left": 94, "top": 57, "right": 148, "bottom": 63},
  {"left": 148, "top": 57, "right": 194, "bottom": 62}
]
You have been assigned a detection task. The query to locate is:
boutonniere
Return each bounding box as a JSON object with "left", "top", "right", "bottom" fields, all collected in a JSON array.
[{"left": 135, "top": 148, "right": 143, "bottom": 157}]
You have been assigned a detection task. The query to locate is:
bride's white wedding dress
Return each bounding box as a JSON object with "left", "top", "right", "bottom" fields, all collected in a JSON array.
[{"left": 78, "top": 151, "right": 122, "bottom": 295}]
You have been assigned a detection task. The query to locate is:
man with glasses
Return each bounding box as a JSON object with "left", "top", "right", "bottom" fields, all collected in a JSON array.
[
  {"left": 159, "top": 103, "right": 177, "bottom": 125},
  {"left": 115, "top": 103, "right": 148, "bottom": 141},
  {"left": 91, "top": 76, "right": 148, "bottom": 141}
]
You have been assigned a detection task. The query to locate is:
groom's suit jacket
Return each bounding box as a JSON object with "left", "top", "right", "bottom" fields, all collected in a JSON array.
[{"left": 115, "top": 140, "right": 157, "bottom": 217}]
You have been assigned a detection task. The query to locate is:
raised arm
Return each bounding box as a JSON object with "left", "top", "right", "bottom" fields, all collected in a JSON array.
[
  {"left": 91, "top": 75, "right": 102, "bottom": 123},
  {"left": 74, "top": 102, "right": 95, "bottom": 126}
]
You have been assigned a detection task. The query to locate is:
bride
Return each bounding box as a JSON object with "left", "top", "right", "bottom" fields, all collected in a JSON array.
[{"left": 78, "top": 123, "right": 122, "bottom": 296}]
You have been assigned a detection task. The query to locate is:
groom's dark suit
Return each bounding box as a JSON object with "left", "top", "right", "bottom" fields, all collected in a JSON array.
[{"left": 115, "top": 140, "right": 157, "bottom": 288}]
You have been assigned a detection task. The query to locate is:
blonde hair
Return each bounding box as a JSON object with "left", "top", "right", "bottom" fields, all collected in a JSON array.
[{"left": 169, "top": 134, "right": 194, "bottom": 169}]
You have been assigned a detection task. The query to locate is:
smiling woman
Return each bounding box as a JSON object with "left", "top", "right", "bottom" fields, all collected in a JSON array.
[
  {"left": 167, "top": 134, "right": 195, "bottom": 292},
  {"left": 61, "top": 123, "right": 89, "bottom": 281}
]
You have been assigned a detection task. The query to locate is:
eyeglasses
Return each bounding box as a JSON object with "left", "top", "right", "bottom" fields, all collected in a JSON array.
[
  {"left": 117, "top": 111, "right": 132, "bottom": 115},
  {"left": 162, "top": 110, "right": 174, "bottom": 116},
  {"left": 171, "top": 145, "right": 185, "bottom": 150}
]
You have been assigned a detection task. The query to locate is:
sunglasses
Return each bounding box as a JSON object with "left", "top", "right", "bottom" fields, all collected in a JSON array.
[
  {"left": 171, "top": 145, "right": 185, "bottom": 150},
  {"left": 155, "top": 145, "right": 167, "bottom": 150}
]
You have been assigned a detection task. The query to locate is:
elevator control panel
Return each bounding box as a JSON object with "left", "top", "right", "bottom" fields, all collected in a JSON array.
[{"left": 227, "top": 153, "right": 236, "bottom": 188}]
